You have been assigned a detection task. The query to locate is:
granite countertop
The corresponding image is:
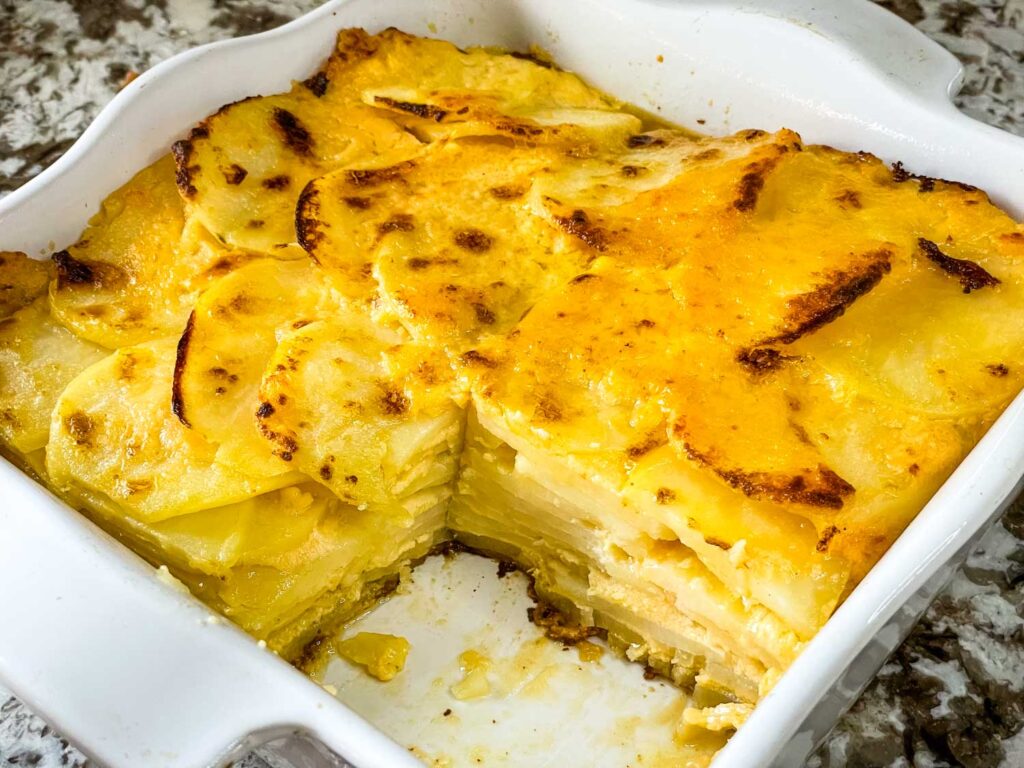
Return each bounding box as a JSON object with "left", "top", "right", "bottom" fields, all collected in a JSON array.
[{"left": 1, "top": 1, "right": 1022, "bottom": 767}]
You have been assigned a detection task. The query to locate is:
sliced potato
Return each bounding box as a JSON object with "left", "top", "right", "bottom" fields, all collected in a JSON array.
[
  {"left": 149, "top": 483, "right": 329, "bottom": 575},
  {"left": 331, "top": 28, "right": 637, "bottom": 144},
  {"left": 48, "top": 155, "right": 188, "bottom": 347},
  {"left": 0, "top": 297, "right": 107, "bottom": 455},
  {"left": 0, "top": 251, "right": 51, "bottom": 319},
  {"left": 174, "top": 27, "right": 639, "bottom": 259},
  {"left": 48, "top": 336, "right": 303, "bottom": 523},
  {"left": 48, "top": 155, "right": 264, "bottom": 349},
  {"left": 173, "top": 258, "right": 346, "bottom": 478},
  {"left": 761, "top": 147, "right": 1024, "bottom": 419},
  {"left": 297, "top": 139, "right": 593, "bottom": 344},
  {"left": 173, "top": 95, "right": 418, "bottom": 256},
  {"left": 258, "top": 317, "right": 462, "bottom": 511}
]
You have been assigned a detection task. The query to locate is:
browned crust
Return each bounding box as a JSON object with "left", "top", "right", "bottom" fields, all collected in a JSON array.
[
  {"left": 460, "top": 349, "right": 498, "bottom": 368},
  {"left": 171, "top": 135, "right": 200, "bottom": 198},
  {"left": 815, "top": 524, "right": 840, "bottom": 553},
  {"left": 51, "top": 249, "right": 96, "bottom": 286},
  {"left": 171, "top": 311, "right": 195, "bottom": 428},
  {"left": 528, "top": 599, "right": 608, "bottom": 645},
  {"left": 262, "top": 174, "right": 291, "bottom": 190},
  {"left": 295, "top": 180, "right": 324, "bottom": 254},
  {"left": 271, "top": 108, "right": 315, "bottom": 157},
  {"left": 256, "top": 407, "right": 299, "bottom": 461},
  {"left": 493, "top": 121, "right": 544, "bottom": 138},
  {"left": 733, "top": 156, "right": 781, "bottom": 212},
  {"left": 453, "top": 229, "right": 493, "bottom": 252},
  {"left": 380, "top": 385, "right": 410, "bottom": 415},
  {"left": 626, "top": 134, "right": 666, "bottom": 149},
  {"left": 918, "top": 238, "right": 1000, "bottom": 293},
  {"left": 489, "top": 184, "right": 525, "bottom": 200},
  {"left": 343, "top": 196, "right": 371, "bottom": 210},
  {"left": 373, "top": 95, "right": 448, "bottom": 122},
  {"left": 290, "top": 572, "right": 400, "bottom": 672},
  {"left": 345, "top": 161, "right": 416, "bottom": 187},
  {"left": 834, "top": 189, "right": 861, "bottom": 209},
  {"left": 222, "top": 164, "right": 248, "bottom": 185},
  {"left": 736, "top": 346, "right": 792, "bottom": 374},
  {"left": 680, "top": 437, "right": 854, "bottom": 509},
  {"left": 302, "top": 71, "right": 329, "bottom": 97},
  {"left": 472, "top": 302, "right": 497, "bottom": 325},
  {"left": 331, "top": 27, "right": 384, "bottom": 67},
  {"left": 890, "top": 161, "right": 979, "bottom": 193},
  {"left": 552, "top": 209, "right": 608, "bottom": 251},
  {"left": 759, "top": 249, "right": 893, "bottom": 346},
  {"left": 377, "top": 213, "right": 415, "bottom": 237},
  {"left": 508, "top": 50, "right": 555, "bottom": 69},
  {"left": 626, "top": 432, "right": 666, "bottom": 460}
]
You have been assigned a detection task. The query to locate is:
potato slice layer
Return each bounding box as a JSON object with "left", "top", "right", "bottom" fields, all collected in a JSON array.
[
  {"left": 48, "top": 337, "right": 303, "bottom": 522},
  {"left": 258, "top": 318, "right": 462, "bottom": 512},
  {"left": 0, "top": 298, "right": 107, "bottom": 455}
]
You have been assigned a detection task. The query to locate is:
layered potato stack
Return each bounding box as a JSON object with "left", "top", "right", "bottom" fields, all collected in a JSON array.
[{"left": 2, "top": 29, "right": 1023, "bottom": 735}]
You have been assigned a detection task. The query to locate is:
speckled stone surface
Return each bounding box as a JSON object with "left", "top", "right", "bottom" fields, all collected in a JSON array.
[{"left": 0, "top": 1, "right": 1022, "bottom": 767}]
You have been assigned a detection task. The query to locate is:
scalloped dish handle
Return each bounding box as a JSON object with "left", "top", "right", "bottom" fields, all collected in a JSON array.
[{"left": 724, "top": 0, "right": 965, "bottom": 103}]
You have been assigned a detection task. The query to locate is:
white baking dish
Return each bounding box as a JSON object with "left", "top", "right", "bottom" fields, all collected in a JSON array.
[{"left": 1, "top": 1, "right": 1023, "bottom": 766}]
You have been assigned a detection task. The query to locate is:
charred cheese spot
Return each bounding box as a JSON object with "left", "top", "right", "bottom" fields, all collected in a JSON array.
[
  {"left": 626, "top": 134, "right": 666, "bottom": 149},
  {"left": 489, "top": 185, "right": 525, "bottom": 200},
  {"left": 733, "top": 157, "right": 781, "bottom": 212},
  {"left": 295, "top": 182, "right": 324, "bottom": 252},
  {"left": 453, "top": 229, "right": 494, "bottom": 252},
  {"left": 380, "top": 386, "right": 410, "bottom": 415},
  {"left": 345, "top": 162, "right": 415, "bottom": 187},
  {"left": 626, "top": 433, "right": 665, "bottom": 460},
  {"left": 271, "top": 108, "right": 315, "bottom": 157},
  {"left": 918, "top": 238, "right": 1000, "bottom": 293},
  {"left": 377, "top": 214, "right": 415, "bottom": 237},
  {"left": 170, "top": 139, "right": 199, "bottom": 198},
  {"left": 736, "top": 347, "right": 789, "bottom": 374},
  {"left": 759, "top": 250, "right": 892, "bottom": 346},
  {"left": 472, "top": 302, "right": 496, "bottom": 325},
  {"left": 460, "top": 350, "right": 498, "bottom": 368},
  {"left": 373, "top": 95, "right": 448, "bottom": 122},
  {"left": 64, "top": 412, "right": 94, "bottom": 446},
  {"left": 222, "top": 164, "right": 248, "bottom": 185},
  {"left": 262, "top": 175, "right": 291, "bottom": 190},
  {"left": 553, "top": 209, "right": 608, "bottom": 250},
  {"left": 534, "top": 395, "right": 563, "bottom": 422},
  {"left": 52, "top": 250, "right": 97, "bottom": 286},
  {"left": 303, "top": 71, "right": 329, "bottom": 97},
  {"left": 815, "top": 525, "right": 840, "bottom": 553},
  {"left": 833, "top": 189, "right": 861, "bottom": 209},
  {"left": 171, "top": 311, "right": 195, "bottom": 428}
]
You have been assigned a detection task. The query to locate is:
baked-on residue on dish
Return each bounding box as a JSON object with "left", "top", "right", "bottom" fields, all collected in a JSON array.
[{"left": 1, "top": 27, "right": 1023, "bottom": 755}]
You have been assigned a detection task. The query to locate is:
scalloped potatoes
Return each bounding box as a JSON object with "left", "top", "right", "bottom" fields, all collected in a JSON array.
[{"left": 2, "top": 27, "right": 1022, "bottom": 751}]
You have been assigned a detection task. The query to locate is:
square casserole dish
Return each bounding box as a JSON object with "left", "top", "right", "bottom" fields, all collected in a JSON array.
[{"left": 1, "top": 0, "right": 1022, "bottom": 766}]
